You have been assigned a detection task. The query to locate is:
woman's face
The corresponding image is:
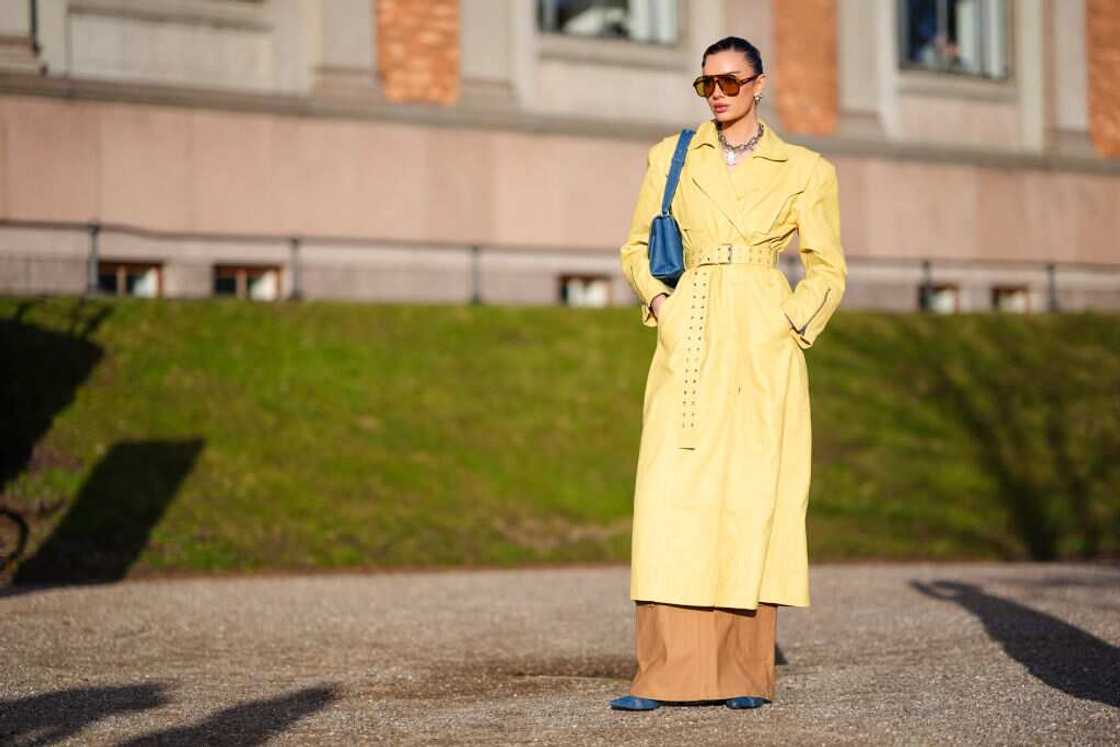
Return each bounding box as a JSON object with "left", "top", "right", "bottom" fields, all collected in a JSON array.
[{"left": 700, "top": 50, "right": 766, "bottom": 124}]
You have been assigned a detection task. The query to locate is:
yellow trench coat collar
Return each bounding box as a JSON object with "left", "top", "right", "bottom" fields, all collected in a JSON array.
[{"left": 686, "top": 117, "right": 791, "bottom": 242}]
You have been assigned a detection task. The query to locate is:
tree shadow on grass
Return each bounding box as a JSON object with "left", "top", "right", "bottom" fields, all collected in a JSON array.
[
  {"left": 1, "top": 299, "right": 110, "bottom": 494},
  {"left": 1, "top": 299, "right": 113, "bottom": 575},
  {"left": 826, "top": 313, "right": 1120, "bottom": 560},
  {"left": 899, "top": 315, "right": 1120, "bottom": 560},
  {"left": 912, "top": 579, "right": 1120, "bottom": 708},
  {"left": 9, "top": 438, "right": 204, "bottom": 591}
]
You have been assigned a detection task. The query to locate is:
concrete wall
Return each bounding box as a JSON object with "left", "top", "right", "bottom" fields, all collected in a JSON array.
[
  {"left": 1, "top": 94, "right": 1116, "bottom": 265},
  {"left": 0, "top": 94, "right": 645, "bottom": 249}
]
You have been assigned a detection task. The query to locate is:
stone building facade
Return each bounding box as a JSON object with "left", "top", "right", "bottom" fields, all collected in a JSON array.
[{"left": 0, "top": 0, "right": 1117, "bottom": 312}]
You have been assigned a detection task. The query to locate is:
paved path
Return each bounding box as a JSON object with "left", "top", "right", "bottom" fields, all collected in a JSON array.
[{"left": 2, "top": 562, "right": 1118, "bottom": 745}]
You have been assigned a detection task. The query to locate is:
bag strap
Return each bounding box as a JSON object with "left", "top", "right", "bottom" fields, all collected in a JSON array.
[{"left": 660, "top": 128, "right": 696, "bottom": 216}]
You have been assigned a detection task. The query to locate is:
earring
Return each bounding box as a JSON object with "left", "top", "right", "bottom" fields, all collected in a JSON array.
[{"left": 753, "top": 94, "right": 762, "bottom": 103}]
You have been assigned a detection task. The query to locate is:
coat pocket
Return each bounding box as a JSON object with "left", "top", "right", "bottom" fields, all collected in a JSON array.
[
  {"left": 762, "top": 271, "right": 795, "bottom": 339},
  {"left": 655, "top": 274, "right": 690, "bottom": 351}
]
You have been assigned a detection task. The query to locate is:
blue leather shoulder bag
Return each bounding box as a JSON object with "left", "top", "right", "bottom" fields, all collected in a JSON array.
[{"left": 648, "top": 128, "right": 695, "bottom": 288}]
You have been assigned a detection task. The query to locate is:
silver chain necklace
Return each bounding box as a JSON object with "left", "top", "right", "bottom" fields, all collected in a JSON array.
[{"left": 718, "top": 121, "right": 764, "bottom": 166}]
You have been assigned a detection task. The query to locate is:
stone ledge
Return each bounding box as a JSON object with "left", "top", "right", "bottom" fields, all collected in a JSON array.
[
  {"left": 69, "top": 0, "right": 272, "bottom": 32},
  {"left": 537, "top": 32, "right": 691, "bottom": 73}
]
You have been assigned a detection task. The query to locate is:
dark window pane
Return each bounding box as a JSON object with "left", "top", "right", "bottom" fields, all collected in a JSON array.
[{"left": 214, "top": 275, "right": 237, "bottom": 295}]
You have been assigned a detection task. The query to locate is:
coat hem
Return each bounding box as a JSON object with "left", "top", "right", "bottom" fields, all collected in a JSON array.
[{"left": 630, "top": 593, "right": 810, "bottom": 610}]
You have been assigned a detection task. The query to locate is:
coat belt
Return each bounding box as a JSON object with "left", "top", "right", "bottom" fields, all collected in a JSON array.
[
  {"left": 691, "top": 242, "right": 779, "bottom": 268},
  {"left": 676, "top": 244, "right": 778, "bottom": 449}
]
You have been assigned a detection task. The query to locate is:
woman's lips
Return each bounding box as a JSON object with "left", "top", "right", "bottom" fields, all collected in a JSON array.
[{"left": 713, "top": 104, "right": 729, "bottom": 113}]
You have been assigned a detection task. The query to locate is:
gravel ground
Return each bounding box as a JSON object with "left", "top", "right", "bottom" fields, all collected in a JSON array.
[{"left": 1, "top": 562, "right": 1118, "bottom": 745}]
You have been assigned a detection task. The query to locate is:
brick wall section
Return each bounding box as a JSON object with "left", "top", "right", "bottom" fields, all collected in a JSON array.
[
  {"left": 771, "top": 0, "right": 838, "bottom": 135},
  {"left": 1087, "top": 0, "right": 1120, "bottom": 157},
  {"left": 376, "top": 0, "right": 460, "bottom": 104}
]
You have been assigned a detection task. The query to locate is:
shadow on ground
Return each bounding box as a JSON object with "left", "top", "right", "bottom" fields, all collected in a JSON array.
[
  {"left": 360, "top": 647, "right": 787, "bottom": 704},
  {"left": 0, "top": 682, "right": 339, "bottom": 746},
  {"left": 117, "top": 685, "right": 340, "bottom": 746},
  {"left": 0, "top": 683, "right": 167, "bottom": 745},
  {"left": 912, "top": 579, "right": 1120, "bottom": 707}
]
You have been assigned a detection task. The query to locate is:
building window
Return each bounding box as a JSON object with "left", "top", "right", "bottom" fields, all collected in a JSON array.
[
  {"left": 538, "top": 0, "right": 678, "bottom": 45},
  {"left": 992, "top": 285, "right": 1030, "bottom": 312},
  {"left": 97, "top": 261, "right": 162, "bottom": 297},
  {"left": 919, "top": 282, "right": 960, "bottom": 313},
  {"left": 899, "top": 0, "right": 1008, "bottom": 78},
  {"left": 560, "top": 274, "right": 611, "bottom": 307},
  {"left": 213, "top": 264, "right": 281, "bottom": 301}
]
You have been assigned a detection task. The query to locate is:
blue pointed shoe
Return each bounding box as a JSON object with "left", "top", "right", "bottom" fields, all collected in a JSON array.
[
  {"left": 609, "top": 695, "right": 661, "bottom": 711},
  {"left": 725, "top": 695, "right": 769, "bottom": 709}
]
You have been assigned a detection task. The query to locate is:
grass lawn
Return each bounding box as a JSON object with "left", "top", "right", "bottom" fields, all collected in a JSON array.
[{"left": 2, "top": 295, "right": 1118, "bottom": 580}]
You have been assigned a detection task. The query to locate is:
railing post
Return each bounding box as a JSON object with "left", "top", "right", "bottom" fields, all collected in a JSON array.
[
  {"left": 85, "top": 221, "right": 101, "bottom": 296},
  {"left": 289, "top": 235, "right": 302, "bottom": 301},
  {"left": 469, "top": 244, "right": 481, "bottom": 305},
  {"left": 29, "top": 0, "right": 40, "bottom": 54},
  {"left": 1046, "top": 262, "right": 1058, "bottom": 312},
  {"left": 919, "top": 258, "right": 932, "bottom": 312}
]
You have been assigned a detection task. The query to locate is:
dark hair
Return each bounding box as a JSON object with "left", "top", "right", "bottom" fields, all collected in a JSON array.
[{"left": 701, "top": 36, "right": 764, "bottom": 74}]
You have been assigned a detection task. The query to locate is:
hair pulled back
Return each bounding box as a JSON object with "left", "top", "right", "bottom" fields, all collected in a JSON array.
[{"left": 701, "top": 36, "right": 764, "bottom": 74}]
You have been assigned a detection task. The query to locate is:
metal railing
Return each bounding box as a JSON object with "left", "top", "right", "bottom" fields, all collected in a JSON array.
[
  {"left": 1, "top": 217, "right": 1118, "bottom": 312},
  {"left": 0, "top": 218, "right": 627, "bottom": 305}
]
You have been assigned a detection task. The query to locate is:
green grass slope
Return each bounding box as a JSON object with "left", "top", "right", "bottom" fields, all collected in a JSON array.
[{"left": 2, "top": 295, "right": 1118, "bottom": 580}]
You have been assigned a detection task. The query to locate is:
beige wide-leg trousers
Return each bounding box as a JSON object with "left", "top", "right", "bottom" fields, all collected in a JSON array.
[{"left": 628, "top": 600, "right": 777, "bottom": 701}]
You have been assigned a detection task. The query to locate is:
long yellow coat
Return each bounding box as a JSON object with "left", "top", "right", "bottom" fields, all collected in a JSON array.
[{"left": 619, "top": 117, "right": 846, "bottom": 610}]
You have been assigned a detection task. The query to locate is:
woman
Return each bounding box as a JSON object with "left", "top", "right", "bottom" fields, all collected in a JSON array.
[{"left": 611, "top": 36, "right": 846, "bottom": 711}]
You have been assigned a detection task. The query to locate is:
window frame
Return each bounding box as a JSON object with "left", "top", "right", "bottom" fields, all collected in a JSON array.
[
  {"left": 991, "top": 284, "right": 1031, "bottom": 313},
  {"left": 897, "top": 0, "right": 1012, "bottom": 82},
  {"left": 558, "top": 272, "right": 613, "bottom": 307},
  {"left": 536, "top": 0, "right": 688, "bottom": 62},
  {"left": 213, "top": 263, "right": 283, "bottom": 301},
  {"left": 97, "top": 259, "right": 164, "bottom": 298},
  {"left": 919, "top": 281, "right": 961, "bottom": 313}
]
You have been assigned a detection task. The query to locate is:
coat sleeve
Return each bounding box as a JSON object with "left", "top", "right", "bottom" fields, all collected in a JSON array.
[
  {"left": 619, "top": 143, "right": 675, "bottom": 327},
  {"left": 780, "top": 154, "right": 847, "bottom": 349}
]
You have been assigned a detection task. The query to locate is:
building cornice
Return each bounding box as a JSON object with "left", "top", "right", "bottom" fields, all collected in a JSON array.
[{"left": 1, "top": 71, "right": 1117, "bottom": 176}]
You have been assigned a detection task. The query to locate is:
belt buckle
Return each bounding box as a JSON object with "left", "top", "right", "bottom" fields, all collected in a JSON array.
[{"left": 717, "top": 243, "right": 733, "bottom": 264}]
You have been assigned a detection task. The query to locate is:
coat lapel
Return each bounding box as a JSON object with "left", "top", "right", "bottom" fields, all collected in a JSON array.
[
  {"left": 688, "top": 120, "right": 750, "bottom": 240},
  {"left": 686, "top": 117, "right": 790, "bottom": 240}
]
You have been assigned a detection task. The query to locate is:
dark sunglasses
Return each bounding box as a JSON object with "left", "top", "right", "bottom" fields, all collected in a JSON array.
[{"left": 692, "top": 72, "right": 762, "bottom": 98}]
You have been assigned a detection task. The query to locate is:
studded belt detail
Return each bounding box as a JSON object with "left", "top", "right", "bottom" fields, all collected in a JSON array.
[
  {"left": 677, "top": 244, "right": 778, "bottom": 449},
  {"left": 692, "top": 243, "right": 780, "bottom": 268}
]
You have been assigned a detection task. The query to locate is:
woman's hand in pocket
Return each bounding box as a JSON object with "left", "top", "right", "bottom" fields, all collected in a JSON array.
[{"left": 650, "top": 292, "right": 669, "bottom": 321}]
